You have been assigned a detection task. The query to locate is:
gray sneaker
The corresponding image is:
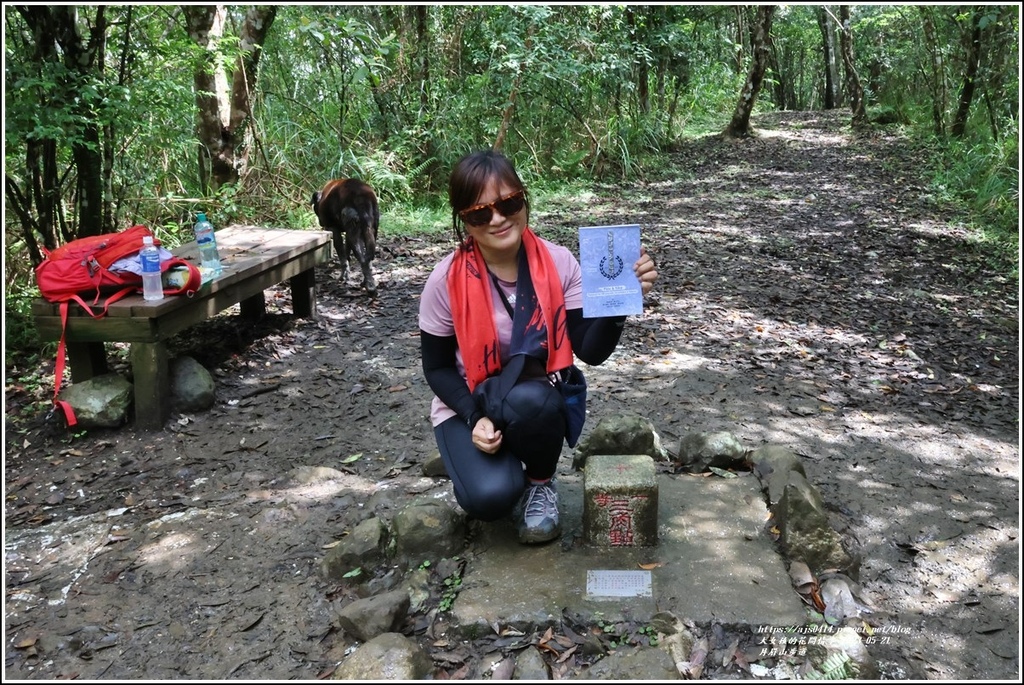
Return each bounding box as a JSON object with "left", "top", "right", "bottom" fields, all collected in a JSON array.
[{"left": 517, "top": 480, "right": 561, "bottom": 544}]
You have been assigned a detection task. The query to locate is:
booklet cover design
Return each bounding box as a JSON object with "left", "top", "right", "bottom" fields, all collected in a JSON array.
[{"left": 578, "top": 224, "right": 643, "bottom": 318}]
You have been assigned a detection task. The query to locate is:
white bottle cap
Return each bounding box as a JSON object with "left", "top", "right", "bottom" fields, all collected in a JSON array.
[{"left": 143, "top": 236, "right": 154, "bottom": 246}]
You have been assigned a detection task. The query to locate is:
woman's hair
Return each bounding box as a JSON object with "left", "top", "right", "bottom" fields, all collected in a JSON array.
[{"left": 448, "top": 150, "right": 530, "bottom": 244}]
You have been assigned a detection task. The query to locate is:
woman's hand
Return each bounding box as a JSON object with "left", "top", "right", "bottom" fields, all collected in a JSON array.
[
  {"left": 634, "top": 247, "right": 658, "bottom": 295},
  {"left": 471, "top": 416, "right": 503, "bottom": 454}
]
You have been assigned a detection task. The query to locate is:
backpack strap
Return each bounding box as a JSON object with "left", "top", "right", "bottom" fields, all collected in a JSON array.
[
  {"left": 50, "top": 287, "right": 137, "bottom": 428},
  {"left": 52, "top": 302, "right": 78, "bottom": 427},
  {"left": 49, "top": 258, "right": 201, "bottom": 428}
]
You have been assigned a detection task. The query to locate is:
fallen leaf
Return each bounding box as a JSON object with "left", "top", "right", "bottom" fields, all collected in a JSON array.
[
  {"left": 788, "top": 560, "right": 816, "bottom": 588},
  {"left": 445, "top": 663, "right": 470, "bottom": 679},
  {"left": 556, "top": 644, "right": 578, "bottom": 663},
  {"left": 688, "top": 636, "right": 709, "bottom": 678},
  {"left": 341, "top": 453, "right": 363, "bottom": 464},
  {"left": 722, "top": 637, "right": 740, "bottom": 667},
  {"left": 237, "top": 611, "right": 265, "bottom": 632},
  {"left": 490, "top": 657, "right": 515, "bottom": 680},
  {"left": 553, "top": 634, "right": 574, "bottom": 648},
  {"left": 638, "top": 562, "right": 663, "bottom": 570}
]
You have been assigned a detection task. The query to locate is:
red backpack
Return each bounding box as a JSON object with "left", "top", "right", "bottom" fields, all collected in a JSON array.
[{"left": 34, "top": 225, "right": 203, "bottom": 426}]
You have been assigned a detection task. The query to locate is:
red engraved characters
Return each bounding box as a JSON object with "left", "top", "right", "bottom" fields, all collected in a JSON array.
[{"left": 594, "top": 493, "right": 649, "bottom": 546}]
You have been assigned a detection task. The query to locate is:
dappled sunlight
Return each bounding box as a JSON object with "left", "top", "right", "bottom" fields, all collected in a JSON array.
[
  {"left": 138, "top": 530, "right": 201, "bottom": 569},
  {"left": 385, "top": 264, "right": 433, "bottom": 282},
  {"left": 5, "top": 515, "right": 120, "bottom": 610},
  {"left": 905, "top": 219, "right": 974, "bottom": 241},
  {"left": 245, "top": 470, "right": 380, "bottom": 506},
  {"left": 758, "top": 128, "right": 848, "bottom": 147},
  {"left": 319, "top": 307, "right": 359, "bottom": 323}
]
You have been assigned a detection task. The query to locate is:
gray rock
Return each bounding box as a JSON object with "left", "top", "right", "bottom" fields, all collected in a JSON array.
[
  {"left": 774, "top": 470, "right": 855, "bottom": 575},
  {"left": 363, "top": 567, "right": 403, "bottom": 596},
  {"left": 573, "top": 414, "right": 669, "bottom": 471},
  {"left": 57, "top": 373, "right": 132, "bottom": 428},
  {"left": 574, "top": 644, "right": 680, "bottom": 680},
  {"left": 402, "top": 567, "right": 433, "bottom": 613},
  {"left": 676, "top": 431, "right": 747, "bottom": 473},
  {"left": 331, "top": 632, "right": 433, "bottom": 680},
  {"left": 321, "top": 516, "right": 390, "bottom": 582},
  {"left": 392, "top": 499, "right": 466, "bottom": 564},
  {"left": 335, "top": 589, "right": 410, "bottom": 641},
  {"left": 749, "top": 445, "right": 806, "bottom": 505},
  {"left": 513, "top": 645, "right": 550, "bottom": 679},
  {"left": 422, "top": 451, "right": 448, "bottom": 477},
  {"left": 170, "top": 355, "right": 215, "bottom": 412}
]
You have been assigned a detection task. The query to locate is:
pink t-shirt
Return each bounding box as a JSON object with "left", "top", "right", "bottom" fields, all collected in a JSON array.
[{"left": 418, "top": 237, "right": 583, "bottom": 426}]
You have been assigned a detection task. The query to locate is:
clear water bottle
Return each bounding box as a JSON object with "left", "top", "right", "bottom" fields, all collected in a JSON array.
[
  {"left": 140, "top": 236, "right": 164, "bottom": 301},
  {"left": 193, "top": 212, "right": 223, "bottom": 277}
]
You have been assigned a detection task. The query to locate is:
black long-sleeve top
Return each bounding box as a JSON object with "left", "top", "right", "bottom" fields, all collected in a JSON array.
[{"left": 420, "top": 310, "right": 626, "bottom": 428}]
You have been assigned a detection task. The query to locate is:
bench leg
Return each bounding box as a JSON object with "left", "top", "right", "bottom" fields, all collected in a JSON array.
[
  {"left": 66, "top": 342, "right": 109, "bottom": 382},
  {"left": 240, "top": 292, "right": 266, "bottom": 320},
  {"left": 290, "top": 268, "right": 316, "bottom": 318},
  {"left": 130, "top": 342, "right": 170, "bottom": 430}
]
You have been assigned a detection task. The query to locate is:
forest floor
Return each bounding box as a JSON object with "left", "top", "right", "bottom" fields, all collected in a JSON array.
[{"left": 3, "top": 110, "right": 1019, "bottom": 681}]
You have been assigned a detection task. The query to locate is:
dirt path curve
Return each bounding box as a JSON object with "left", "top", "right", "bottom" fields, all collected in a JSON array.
[{"left": 4, "top": 110, "right": 1018, "bottom": 680}]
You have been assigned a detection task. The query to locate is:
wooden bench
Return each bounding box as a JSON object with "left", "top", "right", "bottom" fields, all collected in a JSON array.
[{"left": 32, "top": 225, "right": 332, "bottom": 430}]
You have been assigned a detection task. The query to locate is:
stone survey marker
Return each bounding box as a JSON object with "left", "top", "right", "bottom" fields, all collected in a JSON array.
[{"left": 583, "top": 454, "right": 658, "bottom": 547}]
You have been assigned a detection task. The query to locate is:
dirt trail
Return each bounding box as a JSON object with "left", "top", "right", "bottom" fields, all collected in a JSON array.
[{"left": 4, "top": 110, "right": 1018, "bottom": 680}]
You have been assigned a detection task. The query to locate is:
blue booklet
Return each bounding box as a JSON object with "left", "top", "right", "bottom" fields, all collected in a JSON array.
[{"left": 578, "top": 224, "right": 643, "bottom": 318}]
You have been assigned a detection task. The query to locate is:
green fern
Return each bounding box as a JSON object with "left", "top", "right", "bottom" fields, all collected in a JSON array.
[{"left": 804, "top": 650, "right": 857, "bottom": 680}]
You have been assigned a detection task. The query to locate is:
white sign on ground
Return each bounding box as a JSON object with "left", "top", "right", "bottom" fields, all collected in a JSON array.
[{"left": 586, "top": 570, "right": 653, "bottom": 598}]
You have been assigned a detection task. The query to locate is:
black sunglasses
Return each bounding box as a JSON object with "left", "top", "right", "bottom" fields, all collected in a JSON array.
[{"left": 459, "top": 190, "right": 526, "bottom": 227}]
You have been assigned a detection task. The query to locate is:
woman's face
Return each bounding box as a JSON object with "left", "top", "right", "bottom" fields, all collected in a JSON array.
[{"left": 463, "top": 177, "right": 528, "bottom": 257}]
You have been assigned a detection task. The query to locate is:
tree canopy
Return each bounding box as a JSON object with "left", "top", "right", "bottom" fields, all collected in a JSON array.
[{"left": 4, "top": 4, "right": 1018, "bottom": 280}]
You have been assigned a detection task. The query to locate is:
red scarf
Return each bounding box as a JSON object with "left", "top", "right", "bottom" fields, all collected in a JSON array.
[{"left": 448, "top": 228, "right": 572, "bottom": 392}]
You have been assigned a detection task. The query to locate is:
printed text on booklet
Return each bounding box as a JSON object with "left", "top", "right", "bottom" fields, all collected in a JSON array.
[{"left": 579, "top": 224, "right": 643, "bottom": 318}]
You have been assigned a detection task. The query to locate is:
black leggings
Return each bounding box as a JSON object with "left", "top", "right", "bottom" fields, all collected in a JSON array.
[{"left": 434, "top": 378, "right": 566, "bottom": 521}]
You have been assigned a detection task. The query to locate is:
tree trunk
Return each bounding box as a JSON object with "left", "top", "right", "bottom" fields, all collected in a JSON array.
[
  {"left": 733, "top": 6, "right": 748, "bottom": 73},
  {"left": 918, "top": 6, "right": 946, "bottom": 136},
  {"left": 13, "top": 7, "right": 61, "bottom": 256},
  {"left": 817, "top": 6, "right": 838, "bottom": 109},
  {"left": 627, "top": 7, "right": 650, "bottom": 115},
  {"left": 14, "top": 6, "right": 110, "bottom": 246},
  {"left": 722, "top": 5, "right": 775, "bottom": 138},
  {"left": 839, "top": 6, "right": 868, "bottom": 131},
  {"left": 415, "top": 5, "right": 429, "bottom": 116},
  {"left": 57, "top": 5, "right": 108, "bottom": 237},
  {"left": 185, "top": 5, "right": 277, "bottom": 193},
  {"left": 951, "top": 8, "right": 983, "bottom": 138},
  {"left": 494, "top": 22, "right": 535, "bottom": 152}
]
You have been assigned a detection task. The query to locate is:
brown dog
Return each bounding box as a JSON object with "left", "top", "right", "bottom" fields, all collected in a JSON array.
[{"left": 311, "top": 179, "right": 380, "bottom": 294}]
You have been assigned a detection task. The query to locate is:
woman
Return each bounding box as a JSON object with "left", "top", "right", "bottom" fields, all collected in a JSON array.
[{"left": 419, "top": 150, "right": 658, "bottom": 544}]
